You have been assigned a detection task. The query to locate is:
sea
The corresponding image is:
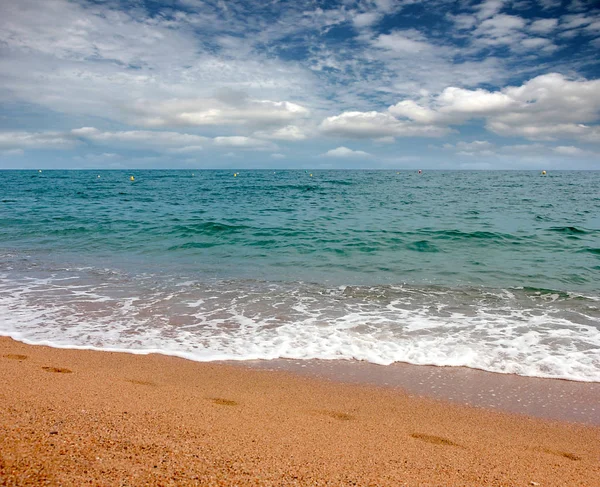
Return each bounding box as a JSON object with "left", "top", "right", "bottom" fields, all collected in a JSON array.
[{"left": 0, "top": 170, "right": 599, "bottom": 382}]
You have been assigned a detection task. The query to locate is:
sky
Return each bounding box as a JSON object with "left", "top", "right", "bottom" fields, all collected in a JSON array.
[{"left": 0, "top": 0, "right": 599, "bottom": 169}]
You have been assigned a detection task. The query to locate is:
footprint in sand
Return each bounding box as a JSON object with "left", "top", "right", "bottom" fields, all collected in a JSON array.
[
  {"left": 3, "top": 354, "right": 28, "bottom": 360},
  {"left": 209, "top": 398, "right": 238, "bottom": 406},
  {"left": 537, "top": 447, "right": 581, "bottom": 461},
  {"left": 316, "top": 410, "right": 355, "bottom": 421},
  {"left": 125, "top": 379, "right": 157, "bottom": 386},
  {"left": 42, "top": 366, "right": 72, "bottom": 374},
  {"left": 410, "top": 433, "right": 460, "bottom": 447}
]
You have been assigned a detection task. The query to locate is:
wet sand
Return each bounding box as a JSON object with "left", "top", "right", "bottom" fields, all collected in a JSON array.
[
  {"left": 1, "top": 336, "right": 599, "bottom": 486},
  {"left": 244, "top": 358, "right": 600, "bottom": 425}
]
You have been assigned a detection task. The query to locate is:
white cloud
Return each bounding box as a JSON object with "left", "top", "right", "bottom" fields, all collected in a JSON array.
[
  {"left": 373, "top": 30, "right": 433, "bottom": 54},
  {"left": 270, "top": 153, "right": 286, "bottom": 159},
  {"left": 475, "top": 0, "right": 507, "bottom": 21},
  {"left": 529, "top": 18, "right": 559, "bottom": 33},
  {"left": 72, "top": 127, "right": 208, "bottom": 148},
  {"left": 320, "top": 111, "right": 450, "bottom": 139},
  {"left": 554, "top": 12, "right": 600, "bottom": 40},
  {"left": 132, "top": 97, "right": 309, "bottom": 128},
  {"left": 488, "top": 74, "right": 600, "bottom": 140},
  {"left": 493, "top": 143, "right": 597, "bottom": 158},
  {"left": 0, "top": 131, "right": 75, "bottom": 150},
  {"left": 393, "top": 73, "right": 600, "bottom": 142},
  {"left": 586, "top": 20, "right": 600, "bottom": 34},
  {"left": 254, "top": 125, "right": 308, "bottom": 141},
  {"left": 362, "top": 25, "right": 508, "bottom": 101},
  {"left": 166, "top": 146, "right": 205, "bottom": 154},
  {"left": 322, "top": 146, "right": 372, "bottom": 158},
  {"left": 443, "top": 140, "right": 496, "bottom": 156},
  {"left": 373, "top": 0, "right": 396, "bottom": 14},
  {"left": 447, "top": 13, "right": 477, "bottom": 30},
  {"left": 487, "top": 122, "right": 596, "bottom": 140},
  {"left": 560, "top": 13, "right": 593, "bottom": 30},
  {"left": 213, "top": 136, "right": 275, "bottom": 150},
  {"left": 353, "top": 12, "right": 382, "bottom": 28},
  {"left": 388, "top": 100, "right": 439, "bottom": 124},
  {"left": 451, "top": 140, "right": 494, "bottom": 150},
  {"left": 438, "top": 87, "right": 515, "bottom": 115},
  {"left": 552, "top": 145, "right": 589, "bottom": 155},
  {"left": 71, "top": 127, "right": 99, "bottom": 137},
  {"left": 0, "top": 0, "right": 512, "bottom": 143},
  {"left": 500, "top": 143, "right": 548, "bottom": 153},
  {"left": 447, "top": 7, "right": 563, "bottom": 57},
  {"left": 0, "top": 0, "right": 599, "bottom": 170},
  {"left": 537, "top": 0, "right": 561, "bottom": 10},
  {"left": 520, "top": 37, "right": 557, "bottom": 52},
  {"left": 474, "top": 14, "right": 527, "bottom": 46},
  {"left": 391, "top": 87, "right": 515, "bottom": 125},
  {"left": 0, "top": 0, "right": 317, "bottom": 131},
  {"left": 73, "top": 152, "right": 122, "bottom": 161}
]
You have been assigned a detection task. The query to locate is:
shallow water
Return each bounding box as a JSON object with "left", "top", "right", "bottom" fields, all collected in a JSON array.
[{"left": 1, "top": 170, "right": 599, "bottom": 381}]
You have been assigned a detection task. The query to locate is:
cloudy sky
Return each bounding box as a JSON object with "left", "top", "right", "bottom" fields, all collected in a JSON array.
[{"left": 1, "top": 0, "right": 599, "bottom": 169}]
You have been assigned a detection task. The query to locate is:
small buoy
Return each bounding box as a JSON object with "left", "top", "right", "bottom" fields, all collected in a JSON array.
[
  {"left": 192, "top": 173, "right": 195, "bottom": 176},
  {"left": 310, "top": 173, "right": 313, "bottom": 177},
  {"left": 97, "top": 175, "right": 100, "bottom": 178},
  {"left": 38, "top": 170, "right": 42, "bottom": 173},
  {"left": 418, "top": 169, "right": 422, "bottom": 174},
  {"left": 541, "top": 170, "right": 547, "bottom": 175},
  {"left": 130, "top": 176, "right": 135, "bottom": 181},
  {"left": 234, "top": 173, "right": 237, "bottom": 177}
]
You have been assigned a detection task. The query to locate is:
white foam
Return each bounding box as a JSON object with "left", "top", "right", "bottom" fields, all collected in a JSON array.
[{"left": 1, "top": 273, "right": 599, "bottom": 382}]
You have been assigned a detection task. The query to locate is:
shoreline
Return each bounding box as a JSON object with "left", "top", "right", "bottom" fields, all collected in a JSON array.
[
  {"left": 2, "top": 336, "right": 599, "bottom": 485},
  {"left": 5, "top": 334, "right": 600, "bottom": 425},
  {"left": 241, "top": 357, "right": 600, "bottom": 426}
]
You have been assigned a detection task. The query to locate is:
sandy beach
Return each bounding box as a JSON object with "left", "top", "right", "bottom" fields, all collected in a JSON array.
[{"left": 1, "top": 336, "right": 599, "bottom": 486}]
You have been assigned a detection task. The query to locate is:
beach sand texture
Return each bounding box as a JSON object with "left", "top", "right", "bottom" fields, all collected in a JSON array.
[{"left": 1, "top": 337, "right": 599, "bottom": 486}]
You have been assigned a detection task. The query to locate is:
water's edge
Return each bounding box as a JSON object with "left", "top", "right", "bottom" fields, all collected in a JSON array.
[
  {"left": 3, "top": 334, "right": 599, "bottom": 425},
  {"left": 239, "top": 357, "right": 600, "bottom": 426}
]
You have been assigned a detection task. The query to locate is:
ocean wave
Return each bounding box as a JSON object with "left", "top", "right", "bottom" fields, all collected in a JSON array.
[
  {"left": 167, "top": 242, "right": 219, "bottom": 250},
  {"left": 422, "top": 229, "right": 529, "bottom": 242},
  {"left": 578, "top": 248, "right": 600, "bottom": 255},
  {"left": 1, "top": 170, "right": 599, "bottom": 382},
  {"left": 406, "top": 240, "right": 441, "bottom": 253},
  {"left": 548, "top": 226, "right": 596, "bottom": 235},
  {"left": 172, "top": 221, "right": 251, "bottom": 236},
  {"left": 1, "top": 268, "right": 598, "bottom": 382}
]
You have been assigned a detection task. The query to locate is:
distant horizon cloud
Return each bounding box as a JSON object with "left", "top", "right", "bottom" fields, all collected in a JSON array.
[{"left": 322, "top": 146, "right": 372, "bottom": 158}]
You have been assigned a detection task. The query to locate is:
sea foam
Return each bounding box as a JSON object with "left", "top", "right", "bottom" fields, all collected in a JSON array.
[{"left": 1, "top": 268, "right": 599, "bottom": 382}]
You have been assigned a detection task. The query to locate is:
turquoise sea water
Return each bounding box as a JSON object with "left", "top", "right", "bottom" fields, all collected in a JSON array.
[{"left": 1, "top": 170, "right": 599, "bottom": 381}]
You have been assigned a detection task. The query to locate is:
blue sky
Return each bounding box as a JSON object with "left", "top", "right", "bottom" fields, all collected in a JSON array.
[{"left": 0, "top": 0, "right": 599, "bottom": 169}]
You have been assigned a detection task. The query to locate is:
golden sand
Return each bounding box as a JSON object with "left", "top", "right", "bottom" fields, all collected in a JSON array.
[{"left": 1, "top": 336, "right": 599, "bottom": 486}]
